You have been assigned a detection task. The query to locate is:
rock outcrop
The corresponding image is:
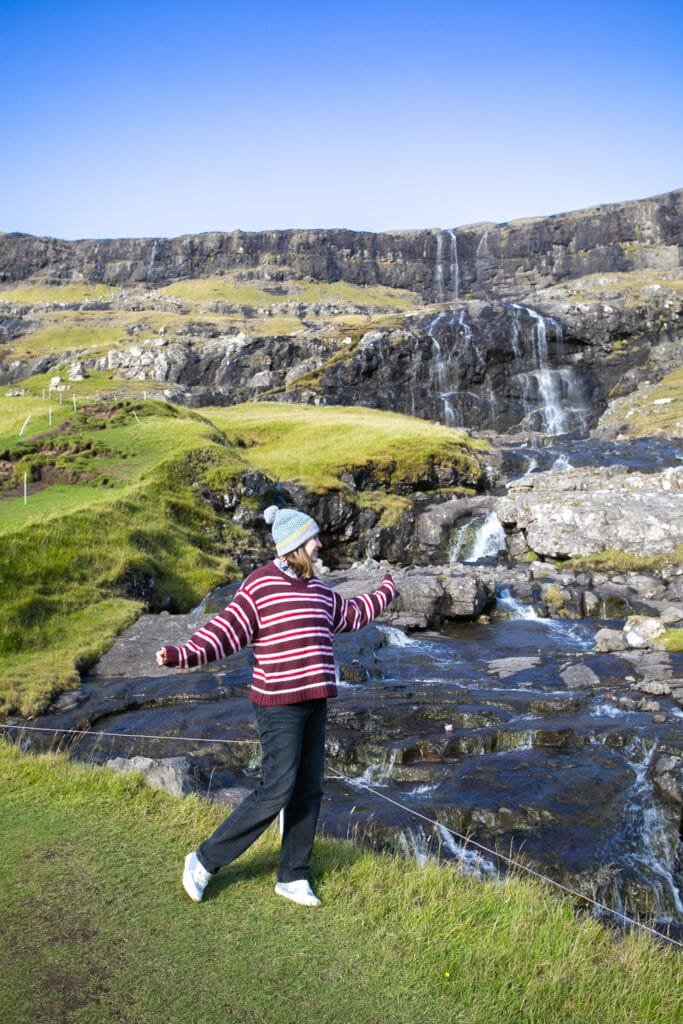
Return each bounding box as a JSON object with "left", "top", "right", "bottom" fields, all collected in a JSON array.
[
  {"left": 1, "top": 189, "right": 680, "bottom": 300},
  {"left": 497, "top": 465, "right": 683, "bottom": 559}
]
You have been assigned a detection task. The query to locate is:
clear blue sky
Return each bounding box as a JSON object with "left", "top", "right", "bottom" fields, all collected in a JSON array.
[{"left": 1, "top": 0, "right": 681, "bottom": 238}]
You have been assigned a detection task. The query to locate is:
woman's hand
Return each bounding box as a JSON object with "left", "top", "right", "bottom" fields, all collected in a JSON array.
[{"left": 156, "top": 647, "right": 169, "bottom": 666}]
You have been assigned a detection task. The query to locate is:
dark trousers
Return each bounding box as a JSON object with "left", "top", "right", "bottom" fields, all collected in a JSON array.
[{"left": 197, "top": 698, "right": 327, "bottom": 883}]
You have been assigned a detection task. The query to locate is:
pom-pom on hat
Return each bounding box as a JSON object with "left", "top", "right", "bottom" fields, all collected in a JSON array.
[{"left": 263, "top": 505, "right": 320, "bottom": 556}]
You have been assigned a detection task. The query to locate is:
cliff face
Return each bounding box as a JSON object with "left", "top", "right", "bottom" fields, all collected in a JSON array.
[{"left": 1, "top": 189, "right": 680, "bottom": 300}]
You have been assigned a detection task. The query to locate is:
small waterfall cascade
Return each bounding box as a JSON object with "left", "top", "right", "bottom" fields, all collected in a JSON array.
[
  {"left": 495, "top": 586, "right": 540, "bottom": 620},
  {"left": 436, "top": 823, "right": 499, "bottom": 879},
  {"left": 451, "top": 511, "right": 507, "bottom": 563},
  {"left": 600, "top": 738, "right": 683, "bottom": 921},
  {"left": 508, "top": 305, "right": 589, "bottom": 435}
]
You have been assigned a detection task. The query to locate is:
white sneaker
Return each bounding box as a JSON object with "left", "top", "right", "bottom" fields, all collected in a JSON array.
[
  {"left": 274, "top": 879, "right": 321, "bottom": 907},
  {"left": 182, "top": 851, "right": 212, "bottom": 902}
]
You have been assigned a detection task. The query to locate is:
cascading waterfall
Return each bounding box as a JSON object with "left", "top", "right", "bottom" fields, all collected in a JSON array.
[
  {"left": 433, "top": 230, "right": 460, "bottom": 303},
  {"left": 426, "top": 307, "right": 490, "bottom": 427},
  {"left": 508, "top": 304, "right": 589, "bottom": 435},
  {"left": 593, "top": 738, "right": 683, "bottom": 922}
]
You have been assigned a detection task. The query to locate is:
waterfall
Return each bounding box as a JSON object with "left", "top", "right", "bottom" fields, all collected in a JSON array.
[
  {"left": 434, "top": 230, "right": 459, "bottom": 303},
  {"left": 426, "top": 310, "right": 458, "bottom": 426},
  {"left": 146, "top": 240, "right": 158, "bottom": 281},
  {"left": 509, "top": 305, "right": 589, "bottom": 436},
  {"left": 451, "top": 511, "right": 506, "bottom": 563},
  {"left": 436, "top": 824, "right": 499, "bottom": 879},
  {"left": 434, "top": 232, "right": 445, "bottom": 302},
  {"left": 448, "top": 229, "right": 460, "bottom": 301},
  {"left": 425, "top": 307, "right": 491, "bottom": 428},
  {"left": 495, "top": 587, "right": 540, "bottom": 620},
  {"left": 599, "top": 738, "right": 683, "bottom": 921}
]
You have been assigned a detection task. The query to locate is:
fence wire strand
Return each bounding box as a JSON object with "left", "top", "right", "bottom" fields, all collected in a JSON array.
[{"left": 1, "top": 721, "right": 681, "bottom": 950}]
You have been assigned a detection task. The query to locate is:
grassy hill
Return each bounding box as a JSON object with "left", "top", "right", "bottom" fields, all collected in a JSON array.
[{"left": 0, "top": 388, "right": 483, "bottom": 717}]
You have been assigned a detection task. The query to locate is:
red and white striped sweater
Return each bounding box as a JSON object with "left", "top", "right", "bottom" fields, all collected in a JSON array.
[{"left": 162, "top": 562, "right": 400, "bottom": 706}]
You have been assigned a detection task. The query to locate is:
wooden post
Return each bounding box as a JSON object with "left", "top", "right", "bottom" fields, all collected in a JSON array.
[{"left": 19, "top": 414, "right": 31, "bottom": 437}]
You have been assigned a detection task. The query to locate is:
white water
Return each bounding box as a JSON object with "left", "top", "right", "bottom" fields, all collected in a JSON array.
[
  {"left": 399, "top": 826, "right": 432, "bottom": 867},
  {"left": 434, "top": 232, "right": 445, "bottom": 301},
  {"left": 448, "top": 229, "right": 460, "bottom": 301},
  {"left": 451, "top": 511, "right": 507, "bottom": 563},
  {"left": 496, "top": 587, "right": 540, "bottom": 620},
  {"left": 436, "top": 823, "right": 499, "bottom": 879},
  {"left": 378, "top": 625, "right": 420, "bottom": 647},
  {"left": 509, "top": 305, "right": 590, "bottom": 435},
  {"left": 619, "top": 738, "right": 683, "bottom": 917}
]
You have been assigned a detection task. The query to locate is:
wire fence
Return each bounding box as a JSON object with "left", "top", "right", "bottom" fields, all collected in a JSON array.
[{"left": 1, "top": 720, "right": 681, "bottom": 951}]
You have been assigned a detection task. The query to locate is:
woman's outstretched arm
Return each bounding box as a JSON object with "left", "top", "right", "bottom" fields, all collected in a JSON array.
[
  {"left": 156, "top": 584, "right": 258, "bottom": 669},
  {"left": 331, "top": 573, "right": 399, "bottom": 634}
]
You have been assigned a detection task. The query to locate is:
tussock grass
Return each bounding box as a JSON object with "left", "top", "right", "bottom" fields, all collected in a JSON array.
[
  {"left": 1, "top": 741, "right": 681, "bottom": 1024},
  {"left": 662, "top": 629, "right": 683, "bottom": 652},
  {"left": 204, "top": 402, "right": 487, "bottom": 493}
]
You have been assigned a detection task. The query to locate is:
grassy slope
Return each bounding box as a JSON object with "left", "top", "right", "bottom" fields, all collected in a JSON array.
[
  {"left": 0, "top": 399, "right": 250, "bottom": 716},
  {"left": 0, "top": 394, "right": 484, "bottom": 716},
  {"left": 597, "top": 367, "right": 683, "bottom": 437},
  {"left": 204, "top": 402, "right": 486, "bottom": 492},
  {"left": 1, "top": 742, "right": 681, "bottom": 1024}
]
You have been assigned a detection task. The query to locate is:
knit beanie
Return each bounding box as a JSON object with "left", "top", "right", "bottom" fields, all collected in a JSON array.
[{"left": 263, "top": 505, "right": 320, "bottom": 556}]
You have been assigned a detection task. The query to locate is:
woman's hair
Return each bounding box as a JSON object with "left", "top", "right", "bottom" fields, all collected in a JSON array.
[{"left": 285, "top": 544, "right": 316, "bottom": 579}]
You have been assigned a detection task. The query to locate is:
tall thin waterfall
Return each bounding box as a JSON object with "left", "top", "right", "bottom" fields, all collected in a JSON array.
[
  {"left": 449, "top": 229, "right": 460, "bottom": 301},
  {"left": 434, "top": 232, "right": 445, "bottom": 301}
]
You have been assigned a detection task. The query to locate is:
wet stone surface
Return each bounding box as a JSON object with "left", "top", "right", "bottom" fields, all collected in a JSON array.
[{"left": 8, "top": 597, "right": 683, "bottom": 929}]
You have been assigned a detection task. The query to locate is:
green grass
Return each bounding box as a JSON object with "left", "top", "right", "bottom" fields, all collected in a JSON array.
[
  {"left": 203, "top": 403, "right": 487, "bottom": 493},
  {"left": 157, "top": 276, "right": 420, "bottom": 311},
  {"left": 0, "top": 484, "right": 114, "bottom": 534},
  {"left": 661, "top": 629, "right": 683, "bottom": 653},
  {"left": 600, "top": 367, "right": 683, "bottom": 437},
  {"left": 0, "top": 283, "right": 117, "bottom": 304},
  {"left": 1, "top": 742, "right": 681, "bottom": 1024},
  {"left": 0, "top": 399, "right": 253, "bottom": 716},
  {"left": 559, "top": 544, "right": 683, "bottom": 574},
  {"left": 0, "top": 394, "right": 487, "bottom": 716}
]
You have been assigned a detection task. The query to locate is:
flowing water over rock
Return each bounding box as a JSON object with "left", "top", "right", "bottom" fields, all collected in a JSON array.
[{"left": 10, "top": 589, "right": 683, "bottom": 933}]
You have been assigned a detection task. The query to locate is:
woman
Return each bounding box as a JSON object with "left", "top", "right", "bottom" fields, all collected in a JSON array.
[{"left": 156, "top": 504, "right": 399, "bottom": 907}]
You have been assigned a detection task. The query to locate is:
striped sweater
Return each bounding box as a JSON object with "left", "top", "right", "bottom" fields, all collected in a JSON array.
[{"left": 162, "top": 562, "right": 400, "bottom": 706}]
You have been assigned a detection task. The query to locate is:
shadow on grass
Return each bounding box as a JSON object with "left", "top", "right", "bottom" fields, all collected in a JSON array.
[{"left": 201, "top": 832, "right": 367, "bottom": 901}]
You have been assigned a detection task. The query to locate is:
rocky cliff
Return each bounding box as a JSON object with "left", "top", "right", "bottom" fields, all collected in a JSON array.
[{"left": 1, "top": 189, "right": 680, "bottom": 300}]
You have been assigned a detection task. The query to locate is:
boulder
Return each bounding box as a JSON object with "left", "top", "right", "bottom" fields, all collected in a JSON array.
[
  {"left": 497, "top": 467, "right": 683, "bottom": 559},
  {"left": 653, "top": 756, "right": 683, "bottom": 805},
  {"left": 623, "top": 615, "right": 667, "bottom": 648},
  {"left": 105, "top": 756, "right": 194, "bottom": 797},
  {"left": 594, "top": 628, "right": 627, "bottom": 652}
]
